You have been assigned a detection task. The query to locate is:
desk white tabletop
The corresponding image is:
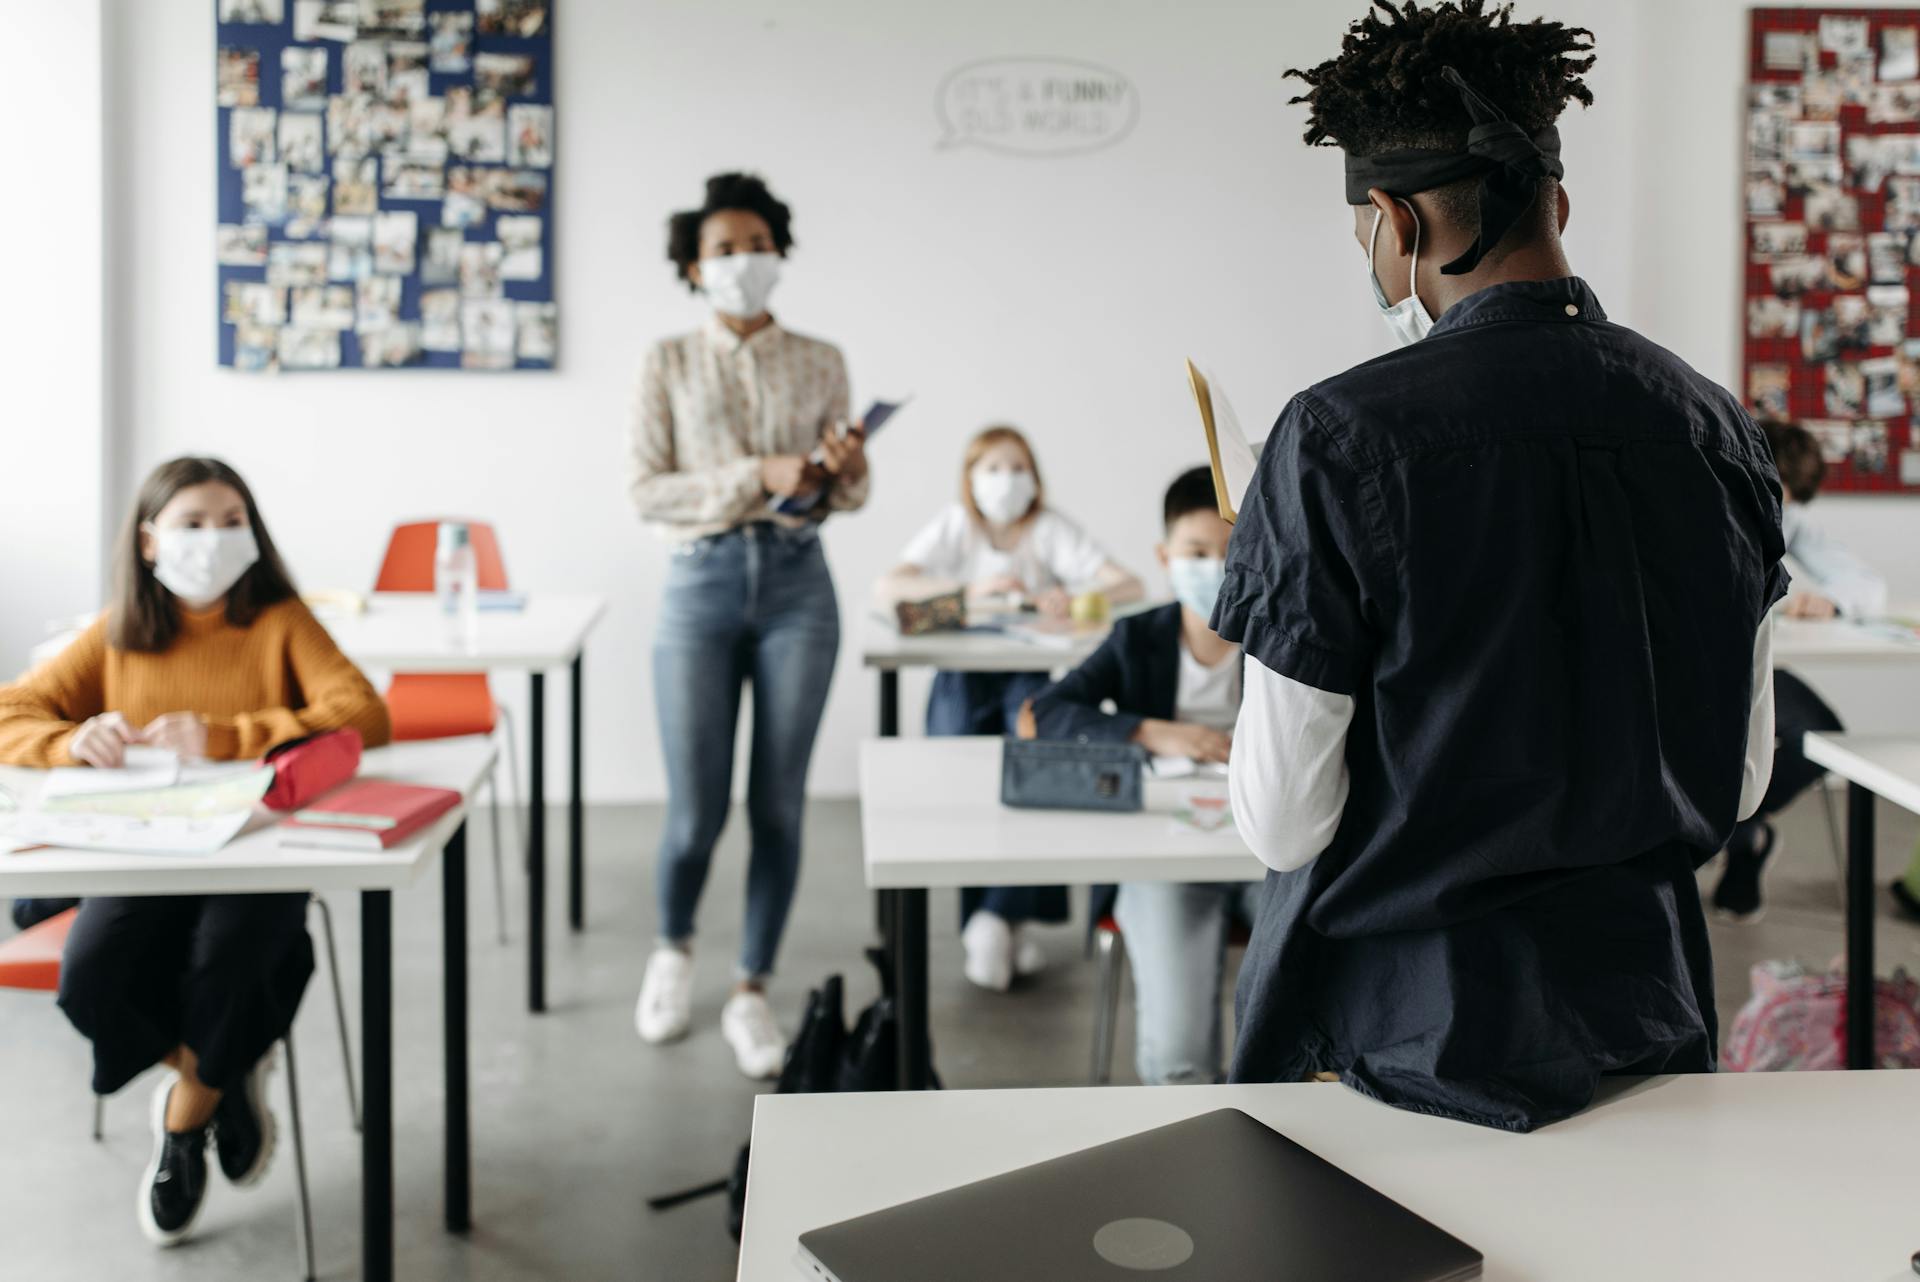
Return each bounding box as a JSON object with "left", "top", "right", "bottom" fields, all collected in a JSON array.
[
  {"left": 739, "top": 1072, "right": 1920, "bottom": 1282},
  {"left": 860, "top": 737, "right": 1261, "bottom": 889},
  {"left": 0, "top": 738, "right": 496, "bottom": 897},
  {"left": 859, "top": 621, "right": 1106, "bottom": 673},
  {"left": 1773, "top": 615, "right": 1920, "bottom": 663},
  {"left": 1804, "top": 732, "right": 1920, "bottom": 816},
  {"left": 316, "top": 592, "right": 607, "bottom": 671}
]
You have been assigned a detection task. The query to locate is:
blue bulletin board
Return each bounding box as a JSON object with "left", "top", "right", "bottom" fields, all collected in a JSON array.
[{"left": 214, "top": 0, "right": 555, "bottom": 371}]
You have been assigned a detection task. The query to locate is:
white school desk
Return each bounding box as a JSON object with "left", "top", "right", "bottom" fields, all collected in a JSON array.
[
  {"left": 1773, "top": 613, "right": 1920, "bottom": 663},
  {"left": 860, "top": 621, "right": 1108, "bottom": 736},
  {"left": 0, "top": 738, "right": 497, "bottom": 1282},
  {"left": 318, "top": 591, "right": 607, "bottom": 1013},
  {"left": 1802, "top": 733, "right": 1920, "bottom": 1073},
  {"left": 737, "top": 1071, "right": 1920, "bottom": 1282},
  {"left": 861, "top": 737, "right": 1262, "bottom": 1091}
]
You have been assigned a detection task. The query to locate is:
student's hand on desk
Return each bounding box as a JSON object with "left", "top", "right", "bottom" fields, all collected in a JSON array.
[
  {"left": 1784, "top": 591, "right": 1839, "bottom": 620},
  {"left": 1033, "top": 587, "right": 1073, "bottom": 618},
  {"left": 68, "top": 712, "right": 140, "bottom": 769},
  {"left": 142, "top": 712, "right": 208, "bottom": 762},
  {"left": 966, "top": 575, "right": 1027, "bottom": 604},
  {"left": 1136, "top": 719, "right": 1232, "bottom": 764},
  {"left": 761, "top": 455, "right": 825, "bottom": 498},
  {"left": 818, "top": 422, "right": 867, "bottom": 485}
]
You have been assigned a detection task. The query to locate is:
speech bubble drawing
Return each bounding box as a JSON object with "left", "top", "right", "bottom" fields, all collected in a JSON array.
[{"left": 936, "top": 57, "right": 1140, "bottom": 157}]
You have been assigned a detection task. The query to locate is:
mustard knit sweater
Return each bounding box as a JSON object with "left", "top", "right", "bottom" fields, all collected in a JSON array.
[{"left": 0, "top": 598, "right": 392, "bottom": 767}]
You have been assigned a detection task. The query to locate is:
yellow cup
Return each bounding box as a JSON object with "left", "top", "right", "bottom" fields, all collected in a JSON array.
[{"left": 1070, "top": 590, "right": 1110, "bottom": 625}]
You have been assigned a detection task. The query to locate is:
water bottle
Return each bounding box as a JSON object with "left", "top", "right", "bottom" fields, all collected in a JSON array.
[{"left": 434, "top": 521, "right": 479, "bottom": 651}]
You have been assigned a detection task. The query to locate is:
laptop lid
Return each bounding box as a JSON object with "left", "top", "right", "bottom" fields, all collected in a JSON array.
[{"left": 796, "top": 1108, "right": 1482, "bottom": 1282}]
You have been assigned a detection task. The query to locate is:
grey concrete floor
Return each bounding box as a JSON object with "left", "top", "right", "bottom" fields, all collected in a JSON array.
[{"left": 1, "top": 792, "right": 1917, "bottom": 1281}]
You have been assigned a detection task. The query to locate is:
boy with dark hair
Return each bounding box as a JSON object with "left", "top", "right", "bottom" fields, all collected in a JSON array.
[
  {"left": 1212, "top": 0, "right": 1786, "bottom": 1130},
  {"left": 1028, "top": 466, "right": 1260, "bottom": 1084}
]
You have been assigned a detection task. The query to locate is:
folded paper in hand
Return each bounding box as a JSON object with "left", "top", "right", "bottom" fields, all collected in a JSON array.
[{"left": 1185, "top": 360, "right": 1258, "bottom": 524}]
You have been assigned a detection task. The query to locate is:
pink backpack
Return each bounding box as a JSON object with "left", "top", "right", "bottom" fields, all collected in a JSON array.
[{"left": 1721, "top": 960, "right": 1920, "bottom": 1072}]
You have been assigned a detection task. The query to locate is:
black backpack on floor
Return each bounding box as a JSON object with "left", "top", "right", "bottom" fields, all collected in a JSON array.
[{"left": 647, "top": 947, "right": 935, "bottom": 1241}]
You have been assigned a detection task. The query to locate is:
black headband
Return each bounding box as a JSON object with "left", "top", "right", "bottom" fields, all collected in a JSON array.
[{"left": 1342, "top": 66, "right": 1564, "bottom": 276}]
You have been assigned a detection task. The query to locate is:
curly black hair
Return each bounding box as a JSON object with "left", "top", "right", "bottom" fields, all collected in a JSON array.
[
  {"left": 1289, "top": 0, "right": 1595, "bottom": 242},
  {"left": 666, "top": 172, "right": 794, "bottom": 291}
]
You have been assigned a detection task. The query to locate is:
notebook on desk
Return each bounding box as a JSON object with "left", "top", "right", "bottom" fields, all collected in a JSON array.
[{"left": 795, "top": 1108, "right": 1482, "bottom": 1282}]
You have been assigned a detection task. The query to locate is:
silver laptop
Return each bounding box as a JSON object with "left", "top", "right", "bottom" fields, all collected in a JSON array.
[{"left": 794, "top": 1108, "right": 1482, "bottom": 1282}]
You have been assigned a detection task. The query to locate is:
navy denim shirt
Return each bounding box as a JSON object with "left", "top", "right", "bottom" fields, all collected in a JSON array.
[{"left": 1212, "top": 278, "right": 1788, "bottom": 1131}]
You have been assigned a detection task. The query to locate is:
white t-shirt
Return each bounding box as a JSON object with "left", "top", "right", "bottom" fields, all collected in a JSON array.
[
  {"left": 1175, "top": 642, "right": 1241, "bottom": 733},
  {"left": 899, "top": 503, "right": 1112, "bottom": 593}
]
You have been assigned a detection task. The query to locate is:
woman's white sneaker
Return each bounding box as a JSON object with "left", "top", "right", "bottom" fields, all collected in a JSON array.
[
  {"left": 721, "top": 990, "right": 787, "bottom": 1080},
  {"left": 961, "top": 910, "right": 1015, "bottom": 991},
  {"left": 635, "top": 946, "right": 694, "bottom": 1044}
]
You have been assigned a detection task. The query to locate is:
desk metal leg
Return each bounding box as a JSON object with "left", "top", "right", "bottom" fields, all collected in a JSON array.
[
  {"left": 361, "top": 889, "right": 393, "bottom": 1282},
  {"left": 879, "top": 669, "right": 899, "bottom": 738},
  {"left": 874, "top": 670, "right": 900, "bottom": 941},
  {"left": 888, "top": 887, "right": 931, "bottom": 1091},
  {"left": 1847, "top": 783, "right": 1876, "bottom": 1070},
  {"left": 569, "top": 653, "right": 585, "bottom": 933},
  {"left": 443, "top": 823, "right": 471, "bottom": 1232},
  {"left": 528, "top": 671, "right": 546, "bottom": 1013}
]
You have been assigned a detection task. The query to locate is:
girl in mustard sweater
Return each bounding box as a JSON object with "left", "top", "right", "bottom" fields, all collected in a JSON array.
[{"left": 0, "top": 457, "right": 390, "bottom": 1247}]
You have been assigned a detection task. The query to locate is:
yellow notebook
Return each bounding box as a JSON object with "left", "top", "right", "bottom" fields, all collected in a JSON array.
[{"left": 1184, "top": 359, "right": 1258, "bottom": 524}]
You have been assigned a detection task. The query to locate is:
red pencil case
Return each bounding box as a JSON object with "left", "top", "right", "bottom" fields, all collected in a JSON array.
[{"left": 261, "top": 728, "right": 363, "bottom": 813}]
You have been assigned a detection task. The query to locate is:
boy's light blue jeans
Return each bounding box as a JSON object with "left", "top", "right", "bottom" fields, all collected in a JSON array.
[
  {"left": 652, "top": 524, "right": 840, "bottom": 981},
  {"left": 1114, "top": 880, "right": 1263, "bottom": 1085}
]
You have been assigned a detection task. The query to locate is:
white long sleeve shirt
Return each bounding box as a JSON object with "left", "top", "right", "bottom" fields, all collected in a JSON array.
[
  {"left": 1781, "top": 503, "right": 1887, "bottom": 619},
  {"left": 1229, "top": 617, "right": 1779, "bottom": 874}
]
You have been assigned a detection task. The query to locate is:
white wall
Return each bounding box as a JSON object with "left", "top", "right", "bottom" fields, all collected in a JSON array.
[
  {"left": 1628, "top": 0, "right": 1920, "bottom": 731},
  {"left": 89, "top": 0, "right": 1914, "bottom": 800},
  {"left": 1, "top": 2, "right": 105, "bottom": 673}
]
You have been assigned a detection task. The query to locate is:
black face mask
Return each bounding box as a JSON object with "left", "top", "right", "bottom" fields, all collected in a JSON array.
[{"left": 1342, "top": 66, "right": 1564, "bottom": 276}]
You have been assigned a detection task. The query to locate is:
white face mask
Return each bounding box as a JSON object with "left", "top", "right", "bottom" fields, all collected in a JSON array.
[
  {"left": 1167, "top": 556, "right": 1227, "bottom": 619},
  {"left": 698, "top": 251, "right": 782, "bottom": 319},
  {"left": 970, "top": 467, "right": 1038, "bottom": 527},
  {"left": 1366, "top": 202, "right": 1434, "bottom": 348},
  {"left": 145, "top": 525, "right": 259, "bottom": 608}
]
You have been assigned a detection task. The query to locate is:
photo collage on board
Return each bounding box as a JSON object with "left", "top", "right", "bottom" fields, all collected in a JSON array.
[
  {"left": 215, "top": 0, "right": 556, "bottom": 371},
  {"left": 1746, "top": 8, "right": 1920, "bottom": 491}
]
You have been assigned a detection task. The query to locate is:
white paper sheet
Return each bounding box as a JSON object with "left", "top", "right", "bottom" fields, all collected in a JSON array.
[
  {"left": 41, "top": 746, "right": 182, "bottom": 800},
  {"left": 1186, "top": 360, "right": 1259, "bottom": 522},
  {"left": 5, "top": 808, "right": 253, "bottom": 855}
]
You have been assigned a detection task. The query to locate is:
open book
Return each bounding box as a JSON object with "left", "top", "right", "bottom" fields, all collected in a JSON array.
[{"left": 1184, "top": 360, "right": 1258, "bottom": 523}]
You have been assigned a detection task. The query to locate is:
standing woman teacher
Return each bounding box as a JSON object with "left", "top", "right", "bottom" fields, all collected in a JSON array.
[{"left": 627, "top": 172, "right": 868, "bottom": 1078}]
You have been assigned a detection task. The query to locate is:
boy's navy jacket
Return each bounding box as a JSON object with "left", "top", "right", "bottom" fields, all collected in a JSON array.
[
  {"left": 1210, "top": 277, "right": 1788, "bottom": 1132},
  {"left": 1029, "top": 603, "right": 1251, "bottom": 930}
]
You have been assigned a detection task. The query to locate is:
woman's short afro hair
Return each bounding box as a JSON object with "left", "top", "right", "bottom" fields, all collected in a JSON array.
[{"left": 666, "top": 172, "right": 794, "bottom": 291}]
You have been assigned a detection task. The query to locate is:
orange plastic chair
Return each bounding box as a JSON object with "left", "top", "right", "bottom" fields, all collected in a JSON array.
[
  {"left": 0, "top": 906, "right": 77, "bottom": 992},
  {"left": 374, "top": 520, "right": 517, "bottom": 943}
]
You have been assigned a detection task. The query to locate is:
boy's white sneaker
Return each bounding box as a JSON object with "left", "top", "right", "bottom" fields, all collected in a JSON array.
[
  {"left": 961, "top": 911, "right": 1015, "bottom": 992},
  {"left": 721, "top": 990, "right": 787, "bottom": 1080},
  {"left": 635, "top": 946, "right": 693, "bottom": 1044},
  {"left": 1012, "top": 927, "right": 1048, "bottom": 978}
]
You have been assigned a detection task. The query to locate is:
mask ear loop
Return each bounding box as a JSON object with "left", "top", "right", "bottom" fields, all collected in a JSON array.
[
  {"left": 1368, "top": 201, "right": 1425, "bottom": 306},
  {"left": 1399, "top": 197, "right": 1423, "bottom": 299}
]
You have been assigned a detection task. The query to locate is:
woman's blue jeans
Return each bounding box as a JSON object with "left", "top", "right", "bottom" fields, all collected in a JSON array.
[{"left": 652, "top": 525, "right": 840, "bottom": 980}]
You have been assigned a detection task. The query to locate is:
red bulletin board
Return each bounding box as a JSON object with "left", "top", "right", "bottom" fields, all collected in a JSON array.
[{"left": 1746, "top": 7, "right": 1920, "bottom": 491}]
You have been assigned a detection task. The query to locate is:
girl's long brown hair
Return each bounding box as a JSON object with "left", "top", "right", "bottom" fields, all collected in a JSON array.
[
  {"left": 109, "top": 457, "right": 299, "bottom": 653},
  {"left": 960, "top": 424, "right": 1044, "bottom": 531}
]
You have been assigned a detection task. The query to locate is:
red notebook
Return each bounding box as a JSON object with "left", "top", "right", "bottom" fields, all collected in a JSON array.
[{"left": 278, "top": 780, "right": 461, "bottom": 851}]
